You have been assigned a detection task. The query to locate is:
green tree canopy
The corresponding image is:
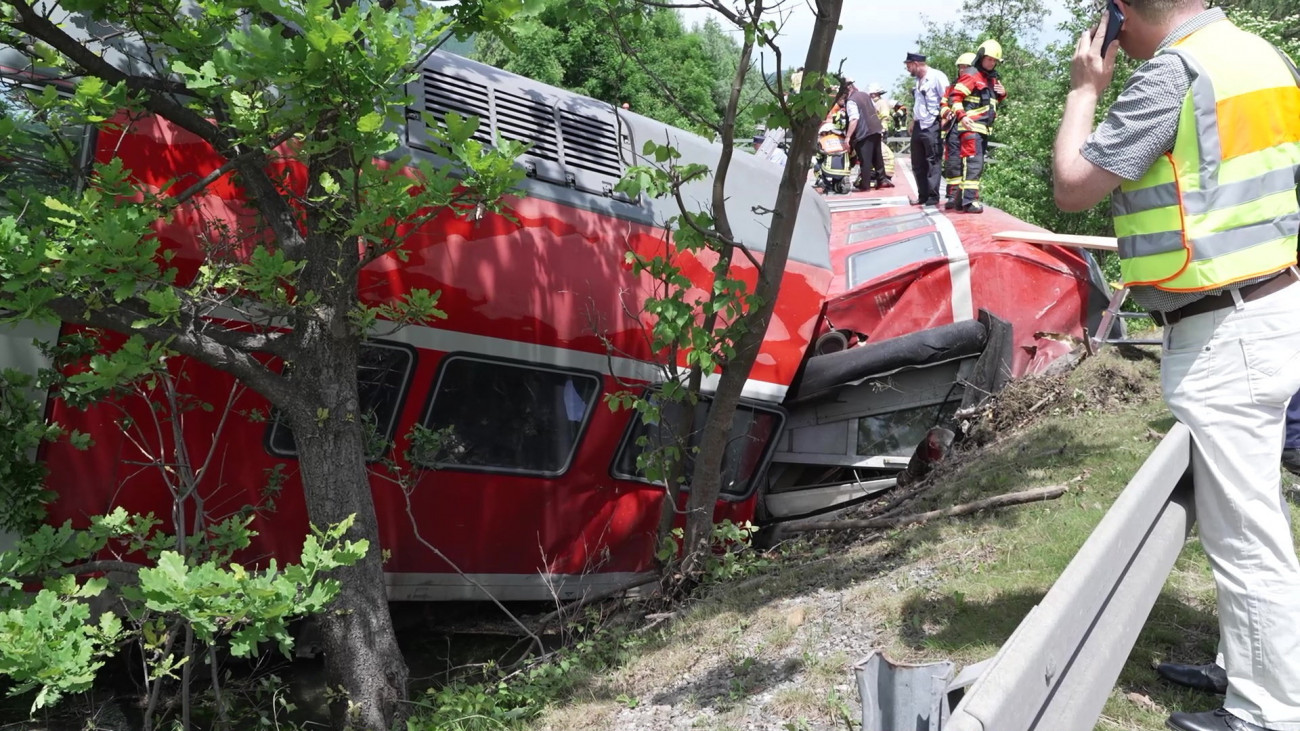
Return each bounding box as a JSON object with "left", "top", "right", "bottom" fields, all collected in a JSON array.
[{"left": 474, "top": 1, "right": 764, "bottom": 134}]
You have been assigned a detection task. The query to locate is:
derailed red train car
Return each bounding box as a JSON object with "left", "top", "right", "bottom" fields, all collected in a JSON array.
[
  {"left": 0, "top": 50, "right": 833, "bottom": 600},
  {"left": 2, "top": 40, "right": 1116, "bottom": 595},
  {"left": 764, "top": 187, "right": 1113, "bottom": 517}
]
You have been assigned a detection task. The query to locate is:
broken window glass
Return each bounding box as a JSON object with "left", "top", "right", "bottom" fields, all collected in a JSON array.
[
  {"left": 856, "top": 400, "right": 961, "bottom": 458},
  {"left": 847, "top": 231, "right": 947, "bottom": 288}
]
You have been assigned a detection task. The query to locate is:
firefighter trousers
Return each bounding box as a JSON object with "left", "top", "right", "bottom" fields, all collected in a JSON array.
[
  {"left": 942, "top": 125, "right": 962, "bottom": 201},
  {"left": 943, "top": 129, "right": 986, "bottom": 208}
]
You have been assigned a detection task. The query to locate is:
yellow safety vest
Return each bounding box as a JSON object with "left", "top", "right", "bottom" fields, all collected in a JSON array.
[{"left": 1114, "top": 19, "right": 1300, "bottom": 291}]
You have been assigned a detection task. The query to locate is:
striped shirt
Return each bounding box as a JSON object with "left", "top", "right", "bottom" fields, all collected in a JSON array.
[
  {"left": 1080, "top": 8, "right": 1276, "bottom": 313},
  {"left": 912, "top": 67, "right": 950, "bottom": 129}
]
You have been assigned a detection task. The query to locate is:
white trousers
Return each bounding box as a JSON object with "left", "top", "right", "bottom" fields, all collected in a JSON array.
[{"left": 1162, "top": 277, "right": 1300, "bottom": 730}]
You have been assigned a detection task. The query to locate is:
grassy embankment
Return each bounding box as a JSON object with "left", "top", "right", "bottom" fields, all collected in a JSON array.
[{"left": 527, "top": 346, "right": 1300, "bottom": 731}]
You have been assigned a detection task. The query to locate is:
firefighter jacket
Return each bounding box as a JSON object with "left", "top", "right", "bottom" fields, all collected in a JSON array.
[
  {"left": 1114, "top": 18, "right": 1300, "bottom": 291},
  {"left": 948, "top": 69, "right": 1005, "bottom": 136},
  {"left": 874, "top": 97, "right": 894, "bottom": 133}
]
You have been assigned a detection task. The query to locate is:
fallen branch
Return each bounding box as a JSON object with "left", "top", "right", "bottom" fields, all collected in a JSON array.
[
  {"left": 776, "top": 484, "right": 1069, "bottom": 535},
  {"left": 529, "top": 574, "right": 660, "bottom": 631}
]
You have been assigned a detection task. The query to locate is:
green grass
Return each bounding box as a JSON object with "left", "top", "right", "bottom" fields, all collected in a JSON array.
[{"left": 474, "top": 349, "right": 1300, "bottom": 731}]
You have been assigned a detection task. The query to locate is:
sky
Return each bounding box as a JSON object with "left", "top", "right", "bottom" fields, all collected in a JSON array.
[{"left": 679, "top": 2, "right": 1073, "bottom": 99}]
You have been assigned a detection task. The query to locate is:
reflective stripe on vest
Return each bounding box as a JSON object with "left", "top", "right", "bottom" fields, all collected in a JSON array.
[{"left": 1113, "top": 19, "right": 1300, "bottom": 291}]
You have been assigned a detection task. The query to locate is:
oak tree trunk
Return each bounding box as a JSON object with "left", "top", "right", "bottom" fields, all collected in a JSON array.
[
  {"left": 680, "top": 0, "right": 845, "bottom": 568},
  {"left": 285, "top": 143, "right": 410, "bottom": 729},
  {"left": 286, "top": 334, "right": 409, "bottom": 731}
]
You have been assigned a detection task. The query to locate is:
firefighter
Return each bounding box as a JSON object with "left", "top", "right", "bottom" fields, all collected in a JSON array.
[
  {"left": 947, "top": 39, "right": 1007, "bottom": 213},
  {"left": 868, "top": 83, "right": 897, "bottom": 187},
  {"left": 942, "top": 52, "right": 977, "bottom": 209}
]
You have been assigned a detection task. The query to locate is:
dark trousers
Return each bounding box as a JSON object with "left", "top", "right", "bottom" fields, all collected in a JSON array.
[
  {"left": 942, "top": 124, "right": 962, "bottom": 198},
  {"left": 1287, "top": 389, "right": 1300, "bottom": 449},
  {"left": 911, "top": 121, "right": 942, "bottom": 203},
  {"left": 942, "top": 128, "right": 987, "bottom": 206},
  {"left": 854, "top": 133, "right": 885, "bottom": 185}
]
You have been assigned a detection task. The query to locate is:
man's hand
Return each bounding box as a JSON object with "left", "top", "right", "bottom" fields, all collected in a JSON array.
[
  {"left": 1071, "top": 10, "right": 1119, "bottom": 96},
  {"left": 1053, "top": 9, "right": 1125, "bottom": 213},
  {"left": 992, "top": 79, "right": 1006, "bottom": 97},
  {"left": 959, "top": 116, "right": 975, "bottom": 132}
]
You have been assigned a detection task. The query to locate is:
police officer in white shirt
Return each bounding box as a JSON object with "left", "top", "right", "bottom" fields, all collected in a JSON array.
[{"left": 905, "top": 51, "right": 950, "bottom": 206}]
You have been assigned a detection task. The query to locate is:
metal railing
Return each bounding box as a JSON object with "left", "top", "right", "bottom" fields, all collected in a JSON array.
[{"left": 857, "top": 423, "right": 1195, "bottom": 731}]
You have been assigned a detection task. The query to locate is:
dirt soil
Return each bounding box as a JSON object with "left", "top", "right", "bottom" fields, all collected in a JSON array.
[{"left": 964, "top": 345, "right": 1161, "bottom": 444}]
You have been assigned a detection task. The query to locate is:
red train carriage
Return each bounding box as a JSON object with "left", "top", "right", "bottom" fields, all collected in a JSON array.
[
  {"left": 0, "top": 50, "right": 833, "bottom": 600},
  {"left": 764, "top": 186, "right": 1113, "bottom": 519},
  {"left": 2, "top": 41, "right": 1115, "bottom": 595}
]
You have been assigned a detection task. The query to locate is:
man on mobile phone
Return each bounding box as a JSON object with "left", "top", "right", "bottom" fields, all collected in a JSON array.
[{"left": 1053, "top": 2, "right": 1300, "bottom": 731}]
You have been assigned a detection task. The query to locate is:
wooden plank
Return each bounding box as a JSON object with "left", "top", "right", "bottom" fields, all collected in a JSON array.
[{"left": 993, "top": 230, "right": 1119, "bottom": 252}]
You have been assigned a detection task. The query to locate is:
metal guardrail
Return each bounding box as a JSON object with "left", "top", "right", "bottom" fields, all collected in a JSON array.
[
  {"left": 884, "top": 136, "right": 1006, "bottom": 160},
  {"left": 857, "top": 422, "right": 1195, "bottom": 731}
]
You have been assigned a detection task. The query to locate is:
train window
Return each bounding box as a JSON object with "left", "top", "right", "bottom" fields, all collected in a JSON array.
[
  {"left": 414, "top": 356, "right": 600, "bottom": 476},
  {"left": 846, "top": 213, "right": 929, "bottom": 244},
  {"left": 847, "top": 231, "right": 947, "bottom": 289},
  {"left": 266, "top": 341, "right": 415, "bottom": 460},
  {"left": 0, "top": 81, "right": 92, "bottom": 203},
  {"left": 612, "top": 398, "right": 784, "bottom": 498},
  {"left": 856, "top": 399, "right": 961, "bottom": 458}
]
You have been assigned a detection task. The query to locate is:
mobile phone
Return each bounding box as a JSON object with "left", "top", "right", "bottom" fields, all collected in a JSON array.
[{"left": 1100, "top": 0, "right": 1125, "bottom": 57}]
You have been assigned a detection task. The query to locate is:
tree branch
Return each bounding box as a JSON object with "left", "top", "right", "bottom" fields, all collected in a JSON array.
[
  {"left": 604, "top": 4, "right": 720, "bottom": 135},
  {"left": 167, "top": 126, "right": 302, "bottom": 209},
  {"left": 45, "top": 296, "right": 298, "bottom": 409},
  {"left": 5, "top": 0, "right": 223, "bottom": 143},
  {"left": 3, "top": 559, "right": 147, "bottom": 586},
  {"left": 777, "top": 484, "right": 1070, "bottom": 535},
  {"left": 669, "top": 178, "right": 763, "bottom": 272},
  {"left": 4, "top": 0, "right": 309, "bottom": 258}
]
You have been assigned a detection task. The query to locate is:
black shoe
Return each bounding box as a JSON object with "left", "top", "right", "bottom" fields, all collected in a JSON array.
[
  {"left": 1167, "top": 708, "right": 1278, "bottom": 731},
  {"left": 877, "top": 179, "right": 895, "bottom": 189},
  {"left": 963, "top": 201, "right": 984, "bottom": 214},
  {"left": 1157, "top": 662, "right": 1228, "bottom": 694},
  {"left": 1282, "top": 447, "right": 1300, "bottom": 476},
  {"left": 909, "top": 198, "right": 925, "bottom": 206}
]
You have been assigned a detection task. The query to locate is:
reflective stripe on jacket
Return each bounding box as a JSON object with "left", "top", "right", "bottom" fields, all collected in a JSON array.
[
  {"left": 1115, "top": 19, "right": 1300, "bottom": 291},
  {"left": 949, "top": 69, "right": 1003, "bottom": 136}
]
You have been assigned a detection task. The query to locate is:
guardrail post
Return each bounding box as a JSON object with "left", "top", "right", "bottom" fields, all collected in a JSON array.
[{"left": 855, "top": 651, "right": 954, "bottom": 731}]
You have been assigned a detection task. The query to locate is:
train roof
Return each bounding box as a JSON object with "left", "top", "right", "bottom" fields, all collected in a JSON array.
[
  {"left": 0, "top": 18, "right": 831, "bottom": 271},
  {"left": 406, "top": 51, "right": 832, "bottom": 270}
]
